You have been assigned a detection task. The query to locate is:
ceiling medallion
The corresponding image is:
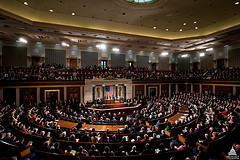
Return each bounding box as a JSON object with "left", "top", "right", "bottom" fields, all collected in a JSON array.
[
  {"left": 113, "top": 0, "right": 168, "bottom": 9},
  {"left": 124, "top": 0, "right": 159, "bottom": 4}
]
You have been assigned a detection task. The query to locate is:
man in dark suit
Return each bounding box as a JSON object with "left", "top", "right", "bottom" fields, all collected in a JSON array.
[
  {"left": 81, "top": 132, "right": 90, "bottom": 142},
  {"left": 142, "top": 143, "right": 154, "bottom": 154}
]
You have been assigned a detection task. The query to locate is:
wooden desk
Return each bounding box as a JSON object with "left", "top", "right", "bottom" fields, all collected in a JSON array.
[
  {"left": 168, "top": 106, "right": 189, "bottom": 123},
  {"left": 81, "top": 124, "right": 125, "bottom": 131},
  {"left": 57, "top": 120, "right": 78, "bottom": 129}
]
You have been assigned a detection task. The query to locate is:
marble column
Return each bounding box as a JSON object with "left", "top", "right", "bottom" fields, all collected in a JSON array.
[
  {"left": 16, "top": 88, "right": 20, "bottom": 106},
  {"left": 191, "top": 84, "right": 193, "bottom": 93},
  {"left": 175, "top": 84, "right": 178, "bottom": 94},
  {"left": 92, "top": 85, "right": 95, "bottom": 103},
  {"left": 64, "top": 87, "right": 67, "bottom": 101},
  {"left": 0, "top": 88, "right": 3, "bottom": 102},
  {"left": 37, "top": 87, "right": 40, "bottom": 104},
  {"left": 159, "top": 84, "right": 161, "bottom": 96},
  {"left": 132, "top": 85, "right": 135, "bottom": 98},
  {"left": 233, "top": 86, "right": 236, "bottom": 96},
  {"left": 144, "top": 85, "right": 147, "bottom": 96},
  {"left": 200, "top": 85, "right": 202, "bottom": 94},
  {"left": 169, "top": 84, "right": 171, "bottom": 97},
  {"left": 102, "top": 85, "right": 105, "bottom": 100}
]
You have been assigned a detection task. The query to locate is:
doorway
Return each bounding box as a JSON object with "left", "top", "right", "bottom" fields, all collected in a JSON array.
[
  {"left": 101, "top": 60, "right": 108, "bottom": 69},
  {"left": 70, "top": 58, "right": 77, "bottom": 69},
  {"left": 32, "top": 56, "right": 41, "bottom": 66},
  {"left": 217, "top": 59, "right": 225, "bottom": 69},
  {"left": 151, "top": 63, "right": 157, "bottom": 71}
]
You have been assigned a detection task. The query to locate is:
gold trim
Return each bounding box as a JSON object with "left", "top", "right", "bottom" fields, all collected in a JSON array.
[
  {"left": 44, "top": 89, "right": 60, "bottom": 103},
  {"left": 148, "top": 86, "right": 158, "bottom": 96}
]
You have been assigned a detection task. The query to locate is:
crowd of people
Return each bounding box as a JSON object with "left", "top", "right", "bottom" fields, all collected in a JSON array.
[
  {"left": 1, "top": 64, "right": 240, "bottom": 81},
  {"left": 0, "top": 92, "right": 239, "bottom": 160}
]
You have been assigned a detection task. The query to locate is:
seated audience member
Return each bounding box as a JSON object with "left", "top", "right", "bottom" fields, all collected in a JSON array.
[
  {"left": 142, "top": 143, "right": 154, "bottom": 154},
  {"left": 167, "top": 142, "right": 177, "bottom": 151},
  {"left": 42, "top": 141, "right": 51, "bottom": 152},
  {"left": 69, "top": 134, "right": 76, "bottom": 141},
  {"left": 88, "top": 144, "right": 101, "bottom": 156},
  {"left": 156, "top": 143, "right": 166, "bottom": 153},
  {"left": 160, "top": 130, "right": 169, "bottom": 139},
  {"left": 99, "top": 132, "right": 109, "bottom": 143},
  {"left": 50, "top": 142, "right": 63, "bottom": 154},
  {"left": 211, "top": 132, "right": 218, "bottom": 141},
  {"left": 16, "top": 137, "right": 32, "bottom": 151},
  {"left": 81, "top": 132, "right": 90, "bottom": 142},
  {"left": 128, "top": 145, "right": 139, "bottom": 155},
  {"left": 141, "top": 134, "right": 150, "bottom": 142},
  {"left": 199, "top": 133, "right": 212, "bottom": 146},
  {"left": 102, "top": 146, "right": 115, "bottom": 156},
  {"left": 64, "top": 146, "right": 74, "bottom": 156},
  {"left": 177, "top": 141, "right": 189, "bottom": 151},
  {"left": 122, "top": 125, "right": 130, "bottom": 134},
  {"left": 114, "top": 146, "right": 127, "bottom": 156},
  {"left": 76, "top": 146, "right": 89, "bottom": 156}
]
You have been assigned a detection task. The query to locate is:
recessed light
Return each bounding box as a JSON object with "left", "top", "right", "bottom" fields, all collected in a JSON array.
[
  {"left": 183, "top": 22, "right": 186, "bottom": 25},
  {"left": 50, "top": 9, "right": 53, "bottom": 12},
  {"left": 19, "top": 38, "right": 28, "bottom": 43},
  {"left": 112, "top": 48, "right": 120, "bottom": 52},
  {"left": 72, "top": 12, "right": 75, "bottom": 16},
  {"left": 199, "top": 53, "right": 205, "bottom": 57},
  {"left": 24, "top": 2, "right": 28, "bottom": 5},
  {"left": 180, "top": 29, "right": 183, "bottom": 32},
  {"left": 166, "top": 28, "right": 169, "bottom": 31},
  {"left": 194, "top": 21, "right": 197, "bottom": 24},
  {"left": 153, "top": 26, "right": 157, "bottom": 29},
  {"left": 195, "top": 26, "right": 198, "bottom": 29},
  {"left": 181, "top": 54, "right": 188, "bottom": 58},
  {"left": 235, "top": 1, "right": 239, "bottom": 5}
]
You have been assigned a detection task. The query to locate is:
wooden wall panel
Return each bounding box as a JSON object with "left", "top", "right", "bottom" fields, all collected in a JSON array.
[
  {"left": 135, "top": 85, "right": 144, "bottom": 96},
  {"left": 215, "top": 86, "right": 233, "bottom": 95},
  {"left": 186, "top": 84, "right": 191, "bottom": 93},
  {"left": 193, "top": 85, "right": 199, "bottom": 93},
  {"left": 236, "top": 87, "right": 240, "bottom": 97},
  {"left": 147, "top": 85, "right": 159, "bottom": 96},
  {"left": 67, "top": 87, "right": 80, "bottom": 101},
  {"left": 40, "top": 87, "right": 64, "bottom": 103},
  {"left": 20, "top": 88, "right": 37, "bottom": 105},
  {"left": 171, "top": 84, "right": 175, "bottom": 94},
  {"left": 202, "top": 85, "right": 213, "bottom": 93},
  {"left": 161, "top": 84, "right": 169, "bottom": 97},
  {"left": 178, "top": 84, "right": 185, "bottom": 93},
  {"left": 3, "top": 88, "right": 16, "bottom": 105}
]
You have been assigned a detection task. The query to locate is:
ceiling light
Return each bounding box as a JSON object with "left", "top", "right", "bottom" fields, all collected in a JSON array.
[
  {"left": 206, "top": 48, "right": 213, "bottom": 51},
  {"left": 153, "top": 26, "right": 156, "bottom": 29},
  {"left": 24, "top": 2, "right": 28, "bottom": 5},
  {"left": 166, "top": 28, "right": 169, "bottom": 31},
  {"left": 50, "top": 9, "right": 53, "bottom": 12},
  {"left": 195, "top": 26, "right": 198, "bottom": 30},
  {"left": 194, "top": 21, "right": 197, "bottom": 24},
  {"left": 72, "top": 12, "right": 75, "bottom": 16},
  {"left": 161, "top": 52, "right": 169, "bottom": 56},
  {"left": 36, "top": 42, "right": 42, "bottom": 44},
  {"left": 96, "top": 44, "right": 106, "bottom": 50},
  {"left": 19, "top": 38, "right": 28, "bottom": 43},
  {"left": 235, "top": 1, "right": 239, "bottom": 5},
  {"left": 199, "top": 53, "right": 205, "bottom": 57},
  {"left": 183, "top": 22, "right": 186, "bottom": 26},
  {"left": 180, "top": 29, "right": 183, "bottom": 32},
  {"left": 181, "top": 54, "right": 188, "bottom": 58},
  {"left": 112, "top": 48, "right": 120, "bottom": 52},
  {"left": 62, "top": 42, "right": 69, "bottom": 47}
]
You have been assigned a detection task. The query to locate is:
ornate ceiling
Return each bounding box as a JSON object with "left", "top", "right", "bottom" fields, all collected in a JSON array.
[{"left": 0, "top": 0, "right": 240, "bottom": 53}]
